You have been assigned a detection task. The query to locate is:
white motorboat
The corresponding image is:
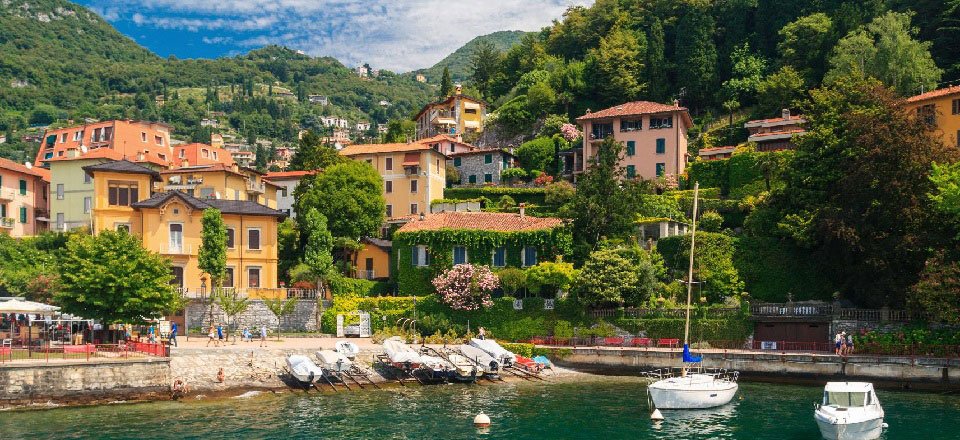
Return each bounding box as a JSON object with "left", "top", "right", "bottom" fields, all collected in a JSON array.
[
  {"left": 815, "top": 382, "right": 886, "bottom": 440},
  {"left": 335, "top": 340, "right": 360, "bottom": 360},
  {"left": 316, "top": 349, "right": 353, "bottom": 373},
  {"left": 420, "top": 354, "right": 454, "bottom": 379},
  {"left": 459, "top": 344, "right": 501, "bottom": 376},
  {"left": 469, "top": 338, "right": 516, "bottom": 367},
  {"left": 644, "top": 183, "right": 740, "bottom": 411},
  {"left": 382, "top": 336, "right": 423, "bottom": 369},
  {"left": 445, "top": 353, "right": 480, "bottom": 381},
  {"left": 287, "top": 354, "right": 324, "bottom": 383}
]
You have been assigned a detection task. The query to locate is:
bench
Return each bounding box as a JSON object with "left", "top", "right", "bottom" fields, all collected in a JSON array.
[
  {"left": 63, "top": 344, "right": 96, "bottom": 354},
  {"left": 657, "top": 338, "right": 680, "bottom": 348},
  {"left": 603, "top": 337, "right": 625, "bottom": 346},
  {"left": 631, "top": 337, "right": 652, "bottom": 347}
]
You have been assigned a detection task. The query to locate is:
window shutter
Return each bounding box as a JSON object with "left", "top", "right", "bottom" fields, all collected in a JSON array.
[
  {"left": 19, "top": 207, "right": 27, "bottom": 223},
  {"left": 411, "top": 246, "right": 420, "bottom": 266}
]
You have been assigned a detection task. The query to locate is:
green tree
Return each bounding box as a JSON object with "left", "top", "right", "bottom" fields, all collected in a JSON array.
[
  {"left": 908, "top": 250, "right": 960, "bottom": 324},
  {"left": 515, "top": 137, "right": 556, "bottom": 173},
  {"left": 778, "top": 13, "right": 834, "bottom": 85},
  {"left": 826, "top": 12, "right": 942, "bottom": 96},
  {"left": 674, "top": 0, "right": 718, "bottom": 109},
  {"left": 277, "top": 218, "right": 300, "bottom": 285},
  {"left": 383, "top": 119, "right": 416, "bottom": 143},
  {"left": 56, "top": 231, "right": 175, "bottom": 323},
  {"left": 586, "top": 26, "right": 646, "bottom": 106},
  {"left": 573, "top": 248, "right": 657, "bottom": 307},
  {"left": 471, "top": 40, "right": 501, "bottom": 99},
  {"left": 929, "top": 161, "right": 960, "bottom": 237},
  {"left": 288, "top": 130, "right": 344, "bottom": 171},
  {"left": 263, "top": 296, "right": 299, "bottom": 339},
  {"left": 526, "top": 81, "right": 557, "bottom": 116},
  {"left": 645, "top": 18, "right": 669, "bottom": 102},
  {"left": 699, "top": 211, "right": 724, "bottom": 232},
  {"left": 302, "top": 208, "right": 335, "bottom": 295},
  {"left": 439, "top": 66, "right": 453, "bottom": 99},
  {"left": 294, "top": 161, "right": 385, "bottom": 240},
  {"left": 755, "top": 66, "right": 806, "bottom": 117},
  {"left": 569, "top": 137, "right": 635, "bottom": 259},
  {"left": 525, "top": 260, "right": 577, "bottom": 298},
  {"left": 198, "top": 208, "right": 227, "bottom": 288},
  {"left": 720, "top": 43, "right": 767, "bottom": 106},
  {"left": 215, "top": 290, "right": 249, "bottom": 343},
  {"left": 657, "top": 232, "right": 743, "bottom": 303}
]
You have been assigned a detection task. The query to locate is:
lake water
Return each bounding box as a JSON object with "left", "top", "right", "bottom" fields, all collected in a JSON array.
[{"left": 2, "top": 377, "right": 958, "bottom": 439}]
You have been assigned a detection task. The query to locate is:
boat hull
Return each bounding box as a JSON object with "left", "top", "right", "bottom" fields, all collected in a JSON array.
[
  {"left": 815, "top": 414, "right": 884, "bottom": 440},
  {"left": 648, "top": 378, "right": 738, "bottom": 409}
]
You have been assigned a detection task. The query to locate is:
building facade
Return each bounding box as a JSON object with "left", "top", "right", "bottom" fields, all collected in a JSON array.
[
  {"left": 905, "top": 85, "right": 960, "bottom": 148},
  {"left": 413, "top": 87, "right": 486, "bottom": 140},
  {"left": 576, "top": 101, "right": 692, "bottom": 181},
  {"left": 339, "top": 142, "right": 446, "bottom": 219},
  {"left": 744, "top": 109, "right": 807, "bottom": 152},
  {"left": 448, "top": 149, "right": 516, "bottom": 186},
  {"left": 698, "top": 146, "right": 736, "bottom": 161},
  {"left": 263, "top": 170, "right": 316, "bottom": 218},
  {"left": 34, "top": 120, "right": 172, "bottom": 168},
  {"left": 0, "top": 158, "right": 49, "bottom": 237}
]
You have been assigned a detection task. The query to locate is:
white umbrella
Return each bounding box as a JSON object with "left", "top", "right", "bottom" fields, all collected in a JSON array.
[{"left": 0, "top": 299, "right": 60, "bottom": 315}]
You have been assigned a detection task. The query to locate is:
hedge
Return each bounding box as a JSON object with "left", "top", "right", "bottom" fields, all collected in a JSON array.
[
  {"left": 687, "top": 150, "right": 793, "bottom": 197},
  {"left": 328, "top": 276, "right": 391, "bottom": 297},
  {"left": 732, "top": 237, "right": 836, "bottom": 302},
  {"left": 444, "top": 187, "right": 547, "bottom": 205}
]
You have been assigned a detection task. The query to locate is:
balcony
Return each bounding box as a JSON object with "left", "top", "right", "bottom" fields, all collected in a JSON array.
[
  {"left": 0, "top": 188, "right": 15, "bottom": 202},
  {"left": 356, "top": 270, "right": 376, "bottom": 280},
  {"left": 430, "top": 110, "right": 456, "bottom": 126},
  {"left": 246, "top": 181, "right": 264, "bottom": 194},
  {"left": 159, "top": 244, "right": 193, "bottom": 255},
  {"left": 182, "top": 287, "right": 319, "bottom": 300},
  {"left": 0, "top": 218, "right": 14, "bottom": 229}
]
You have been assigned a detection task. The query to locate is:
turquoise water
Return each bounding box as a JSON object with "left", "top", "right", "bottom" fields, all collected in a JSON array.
[{"left": 1, "top": 378, "right": 959, "bottom": 439}]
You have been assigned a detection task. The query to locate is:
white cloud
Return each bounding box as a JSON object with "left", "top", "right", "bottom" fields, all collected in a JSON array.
[{"left": 83, "top": 0, "right": 593, "bottom": 71}]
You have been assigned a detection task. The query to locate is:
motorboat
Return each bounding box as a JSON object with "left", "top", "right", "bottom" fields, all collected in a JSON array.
[
  {"left": 382, "top": 336, "right": 423, "bottom": 370},
  {"left": 459, "top": 344, "right": 501, "bottom": 377},
  {"left": 815, "top": 382, "right": 886, "bottom": 440},
  {"left": 469, "top": 338, "right": 516, "bottom": 367},
  {"left": 446, "top": 353, "right": 481, "bottom": 381},
  {"left": 515, "top": 355, "right": 543, "bottom": 373},
  {"left": 420, "top": 354, "right": 454, "bottom": 380},
  {"left": 287, "top": 354, "right": 324, "bottom": 383},
  {"left": 643, "top": 183, "right": 740, "bottom": 411},
  {"left": 335, "top": 340, "right": 360, "bottom": 360},
  {"left": 316, "top": 349, "right": 353, "bottom": 373}
]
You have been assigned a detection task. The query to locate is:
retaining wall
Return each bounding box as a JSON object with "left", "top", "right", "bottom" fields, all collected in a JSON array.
[{"left": 185, "top": 300, "right": 322, "bottom": 333}]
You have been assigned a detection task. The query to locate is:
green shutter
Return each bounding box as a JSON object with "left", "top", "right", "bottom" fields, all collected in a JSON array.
[
  {"left": 484, "top": 154, "right": 492, "bottom": 164},
  {"left": 484, "top": 173, "right": 492, "bottom": 183},
  {"left": 656, "top": 138, "right": 665, "bottom": 154},
  {"left": 19, "top": 207, "right": 27, "bottom": 224},
  {"left": 656, "top": 163, "right": 665, "bottom": 176},
  {"left": 454, "top": 157, "right": 461, "bottom": 166},
  {"left": 19, "top": 179, "right": 27, "bottom": 195},
  {"left": 626, "top": 141, "right": 635, "bottom": 156},
  {"left": 626, "top": 165, "right": 636, "bottom": 178},
  {"left": 469, "top": 175, "right": 477, "bottom": 184},
  {"left": 1, "top": 204, "right": 5, "bottom": 217}
]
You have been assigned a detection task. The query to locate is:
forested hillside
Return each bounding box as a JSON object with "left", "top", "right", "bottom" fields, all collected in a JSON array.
[{"left": 412, "top": 31, "right": 530, "bottom": 83}]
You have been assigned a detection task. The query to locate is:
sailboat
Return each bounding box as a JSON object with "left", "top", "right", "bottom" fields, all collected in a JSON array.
[{"left": 645, "top": 182, "right": 740, "bottom": 410}]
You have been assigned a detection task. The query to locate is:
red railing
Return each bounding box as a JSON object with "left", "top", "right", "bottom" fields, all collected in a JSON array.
[{"left": 0, "top": 342, "right": 169, "bottom": 364}]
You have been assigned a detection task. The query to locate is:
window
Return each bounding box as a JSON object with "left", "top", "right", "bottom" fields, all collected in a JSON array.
[
  {"left": 56, "top": 213, "right": 64, "bottom": 231},
  {"left": 484, "top": 154, "right": 492, "bottom": 164},
  {"left": 84, "top": 172, "right": 92, "bottom": 184},
  {"left": 140, "top": 132, "right": 147, "bottom": 142},
  {"left": 918, "top": 104, "right": 936, "bottom": 125},
  {"left": 115, "top": 223, "right": 130, "bottom": 233},
  {"left": 73, "top": 131, "right": 82, "bottom": 141},
  {"left": 410, "top": 203, "right": 418, "bottom": 215},
  {"left": 170, "top": 267, "right": 184, "bottom": 287},
  {"left": 107, "top": 182, "right": 139, "bottom": 206},
  {"left": 83, "top": 197, "right": 92, "bottom": 214},
  {"left": 626, "top": 165, "right": 636, "bottom": 179},
  {"left": 201, "top": 149, "right": 209, "bottom": 158},
  {"left": 620, "top": 119, "right": 642, "bottom": 131},
  {"left": 155, "top": 136, "right": 164, "bottom": 145},
  {"left": 0, "top": 204, "right": 5, "bottom": 217},
  {"left": 226, "top": 228, "right": 235, "bottom": 248},
  {"left": 484, "top": 173, "right": 492, "bottom": 183},
  {"left": 656, "top": 163, "right": 666, "bottom": 177},
  {"left": 411, "top": 245, "right": 431, "bottom": 266},
  {"left": 279, "top": 186, "right": 287, "bottom": 198},
  {"left": 92, "top": 128, "right": 102, "bottom": 142},
  {"left": 410, "top": 179, "right": 419, "bottom": 193},
  {"left": 465, "top": 108, "right": 478, "bottom": 114},
  {"left": 248, "top": 267, "right": 261, "bottom": 288},
  {"left": 169, "top": 223, "right": 183, "bottom": 253},
  {"left": 19, "top": 206, "right": 27, "bottom": 224},
  {"left": 590, "top": 122, "right": 614, "bottom": 140},
  {"left": 469, "top": 175, "right": 477, "bottom": 184},
  {"left": 223, "top": 268, "right": 235, "bottom": 288},
  {"left": 248, "top": 228, "right": 261, "bottom": 250},
  {"left": 656, "top": 138, "right": 666, "bottom": 154},
  {"left": 386, "top": 205, "right": 393, "bottom": 217},
  {"left": 522, "top": 246, "right": 537, "bottom": 267},
  {"left": 453, "top": 246, "right": 468, "bottom": 264},
  {"left": 953, "top": 99, "right": 960, "bottom": 115},
  {"left": 56, "top": 184, "right": 64, "bottom": 200},
  {"left": 60, "top": 133, "right": 67, "bottom": 143},
  {"left": 199, "top": 188, "right": 215, "bottom": 199},
  {"left": 385, "top": 180, "right": 393, "bottom": 193},
  {"left": 626, "top": 141, "right": 636, "bottom": 156},
  {"left": 385, "top": 157, "right": 393, "bottom": 170},
  {"left": 453, "top": 157, "right": 462, "bottom": 167},
  {"left": 650, "top": 116, "right": 673, "bottom": 129},
  {"left": 19, "top": 179, "right": 27, "bottom": 195},
  {"left": 492, "top": 247, "right": 506, "bottom": 267},
  {"left": 103, "top": 127, "right": 113, "bottom": 141}
]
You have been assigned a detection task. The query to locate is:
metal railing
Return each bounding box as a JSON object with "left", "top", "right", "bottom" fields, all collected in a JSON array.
[
  {"left": 750, "top": 303, "right": 927, "bottom": 322},
  {"left": 182, "top": 287, "right": 318, "bottom": 300},
  {"left": 0, "top": 342, "right": 169, "bottom": 364},
  {"left": 159, "top": 244, "right": 193, "bottom": 255},
  {"left": 590, "top": 307, "right": 741, "bottom": 319},
  {"left": 356, "top": 270, "right": 376, "bottom": 280}
]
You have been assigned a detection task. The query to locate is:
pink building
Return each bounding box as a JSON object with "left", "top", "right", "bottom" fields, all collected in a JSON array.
[
  {"left": 575, "top": 101, "right": 692, "bottom": 180},
  {"left": 0, "top": 158, "right": 50, "bottom": 237}
]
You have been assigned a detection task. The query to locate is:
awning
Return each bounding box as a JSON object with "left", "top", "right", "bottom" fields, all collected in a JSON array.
[
  {"left": 0, "top": 298, "right": 60, "bottom": 315},
  {"left": 464, "top": 102, "right": 481, "bottom": 110},
  {"left": 402, "top": 152, "right": 421, "bottom": 166}
]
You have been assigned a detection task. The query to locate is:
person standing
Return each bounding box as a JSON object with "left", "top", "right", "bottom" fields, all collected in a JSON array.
[
  {"left": 478, "top": 327, "right": 486, "bottom": 340},
  {"left": 207, "top": 324, "right": 216, "bottom": 347},
  {"left": 834, "top": 331, "right": 842, "bottom": 355},
  {"left": 216, "top": 323, "right": 224, "bottom": 345},
  {"left": 169, "top": 322, "right": 178, "bottom": 347},
  {"left": 846, "top": 332, "right": 855, "bottom": 355},
  {"left": 259, "top": 324, "right": 268, "bottom": 347},
  {"left": 148, "top": 324, "right": 156, "bottom": 343}
]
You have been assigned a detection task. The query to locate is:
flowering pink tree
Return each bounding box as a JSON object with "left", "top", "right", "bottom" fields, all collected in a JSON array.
[
  {"left": 560, "top": 123, "right": 582, "bottom": 142},
  {"left": 432, "top": 264, "right": 500, "bottom": 311}
]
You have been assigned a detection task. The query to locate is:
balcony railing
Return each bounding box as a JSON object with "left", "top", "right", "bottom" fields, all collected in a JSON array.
[
  {"left": 0, "top": 189, "right": 15, "bottom": 202},
  {"left": 356, "top": 270, "right": 376, "bottom": 280},
  {"left": 183, "top": 288, "right": 319, "bottom": 300},
  {"left": 0, "top": 218, "right": 14, "bottom": 229},
  {"left": 246, "top": 181, "right": 264, "bottom": 194},
  {"left": 159, "top": 244, "right": 192, "bottom": 255},
  {"left": 750, "top": 302, "right": 926, "bottom": 322}
]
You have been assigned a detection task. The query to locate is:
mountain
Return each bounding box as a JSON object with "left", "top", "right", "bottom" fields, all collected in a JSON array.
[{"left": 413, "top": 30, "right": 531, "bottom": 83}]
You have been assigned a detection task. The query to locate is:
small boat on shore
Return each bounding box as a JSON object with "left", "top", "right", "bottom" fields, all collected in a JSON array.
[
  {"left": 814, "top": 382, "right": 886, "bottom": 440},
  {"left": 515, "top": 355, "right": 543, "bottom": 373},
  {"left": 382, "top": 336, "right": 423, "bottom": 370},
  {"left": 469, "top": 338, "right": 516, "bottom": 367},
  {"left": 287, "top": 355, "right": 324, "bottom": 383},
  {"left": 420, "top": 354, "right": 454, "bottom": 380},
  {"left": 459, "top": 344, "right": 500, "bottom": 377},
  {"left": 446, "top": 353, "right": 481, "bottom": 381},
  {"left": 316, "top": 349, "right": 353, "bottom": 373},
  {"left": 335, "top": 340, "right": 360, "bottom": 360}
]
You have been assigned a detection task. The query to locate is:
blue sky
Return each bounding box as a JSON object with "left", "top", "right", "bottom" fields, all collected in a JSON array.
[{"left": 76, "top": 0, "right": 593, "bottom": 72}]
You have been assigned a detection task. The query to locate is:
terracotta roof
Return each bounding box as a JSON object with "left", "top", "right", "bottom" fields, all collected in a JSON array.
[
  {"left": 0, "top": 157, "right": 46, "bottom": 179},
  {"left": 906, "top": 84, "right": 960, "bottom": 103},
  {"left": 362, "top": 236, "right": 392, "bottom": 250},
  {"left": 132, "top": 191, "right": 285, "bottom": 217},
  {"left": 339, "top": 142, "right": 438, "bottom": 156},
  {"left": 263, "top": 170, "right": 317, "bottom": 180},
  {"left": 745, "top": 115, "right": 804, "bottom": 124},
  {"left": 576, "top": 101, "right": 691, "bottom": 125},
  {"left": 395, "top": 212, "right": 564, "bottom": 233}
]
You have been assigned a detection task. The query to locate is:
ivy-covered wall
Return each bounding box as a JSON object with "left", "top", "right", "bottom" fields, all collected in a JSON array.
[{"left": 392, "top": 227, "right": 573, "bottom": 295}]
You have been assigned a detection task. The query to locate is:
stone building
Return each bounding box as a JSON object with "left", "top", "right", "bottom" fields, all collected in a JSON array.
[{"left": 448, "top": 149, "right": 516, "bottom": 186}]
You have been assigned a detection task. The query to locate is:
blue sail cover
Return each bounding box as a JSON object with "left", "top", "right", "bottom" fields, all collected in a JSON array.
[{"left": 682, "top": 343, "right": 702, "bottom": 363}]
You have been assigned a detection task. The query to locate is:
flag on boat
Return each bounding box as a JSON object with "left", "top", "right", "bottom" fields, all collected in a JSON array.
[{"left": 682, "top": 343, "right": 702, "bottom": 363}]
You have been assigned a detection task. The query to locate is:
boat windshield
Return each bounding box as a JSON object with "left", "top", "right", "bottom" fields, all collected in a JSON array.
[{"left": 824, "top": 391, "right": 868, "bottom": 407}]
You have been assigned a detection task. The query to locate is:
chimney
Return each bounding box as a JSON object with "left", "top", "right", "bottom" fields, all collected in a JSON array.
[
  {"left": 782, "top": 108, "right": 791, "bottom": 119},
  {"left": 519, "top": 203, "right": 526, "bottom": 219},
  {"left": 24, "top": 162, "right": 32, "bottom": 169},
  {"left": 455, "top": 133, "right": 463, "bottom": 143},
  {"left": 673, "top": 99, "right": 680, "bottom": 108}
]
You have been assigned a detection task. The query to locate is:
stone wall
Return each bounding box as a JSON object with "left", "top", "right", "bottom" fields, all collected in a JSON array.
[
  {"left": 185, "top": 299, "right": 322, "bottom": 334},
  {"left": 452, "top": 152, "right": 505, "bottom": 185},
  {"left": 0, "top": 359, "right": 170, "bottom": 408}
]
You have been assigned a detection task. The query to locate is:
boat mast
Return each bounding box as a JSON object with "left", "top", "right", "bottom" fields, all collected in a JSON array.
[{"left": 684, "top": 182, "right": 699, "bottom": 346}]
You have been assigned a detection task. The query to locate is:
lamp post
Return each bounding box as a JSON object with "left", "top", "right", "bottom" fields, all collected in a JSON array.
[{"left": 200, "top": 275, "right": 210, "bottom": 327}]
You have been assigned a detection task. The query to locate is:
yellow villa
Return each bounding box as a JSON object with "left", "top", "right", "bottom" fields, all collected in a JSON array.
[
  {"left": 339, "top": 141, "right": 446, "bottom": 219},
  {"left": 413, "top": 86, "right": 486, "bottom": 140},
  {"left": 905, "top": 84, "right": 960, "bottom": 148},
  {"left": 82, "top": 159, "right": 284, "bottom": 296}
]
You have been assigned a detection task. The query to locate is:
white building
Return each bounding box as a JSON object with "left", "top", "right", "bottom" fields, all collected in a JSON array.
[
  {"left": 356, "top": 121, "right": 371, "bottom": 132},
  {"left": 263, "top": 170, "right": 316, "bottom": 218},
  {"left": 308, "top": 95, "right": 329, "bottom": 106}
]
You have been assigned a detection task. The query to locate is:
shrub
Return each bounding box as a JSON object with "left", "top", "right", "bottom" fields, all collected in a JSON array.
[
  {"left": 657, "top": 232, "right": 744, "bottom": 303},
  {"left": 497, "top": 267, "right": 527, "bottom": 296},
  {"left": 502, "top": 342, "right": 535, "bottom": 357},
  {"left": 544, "top": 181, "right": 575, "bottom": 206},
  {"left": 516, "top": 137, "right": 556, "bottom": 174},
  {"left": 328, "top": 275, "right": 391, "bottom": 297},
  {"left": 443, "top": 187, "right": 547, "bottom": 205},
  {"left": 554, "top": 320, "right": 574, "bottom": 338},
  {"left": 432, "top": 264, "right": 500, "bottom": 311},
  {"left": 698, "top": 210, "right": 724, "bottom": 232},
  {"left": 500, "top": 168, "right": 528, "bottom": 183},
  {"left": 497, "top": 195, "right": 517, "bottom": 209},
  {"left": 526, "top": 260, "right": 577, "bottom": 297}
]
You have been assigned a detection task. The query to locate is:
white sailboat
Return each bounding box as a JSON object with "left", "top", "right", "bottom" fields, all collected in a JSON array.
[
  {"left": 814, "top": 382, "right": 886, "bottom": 440},
  {"left": 645, "top": 182, "right": 740, "bottom": 410}
]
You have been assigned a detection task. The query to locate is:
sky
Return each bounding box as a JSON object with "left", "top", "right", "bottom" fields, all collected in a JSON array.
[{"left": 75, "top": 0, "right": 594, "bottom": 72}]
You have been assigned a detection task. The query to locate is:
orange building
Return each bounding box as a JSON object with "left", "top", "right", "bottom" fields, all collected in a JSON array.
[
  {"left": 0, "top": 158, "right": 49, "bottom": 236},
  {"left": 905, "top": 85, "right": 960, "bottom": 148},
  {"left": 172, "top": 143, "right": 235, "bottom": 167},
  {"left": 34, "top": 120, "right": 173, "bottom": 168}
]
